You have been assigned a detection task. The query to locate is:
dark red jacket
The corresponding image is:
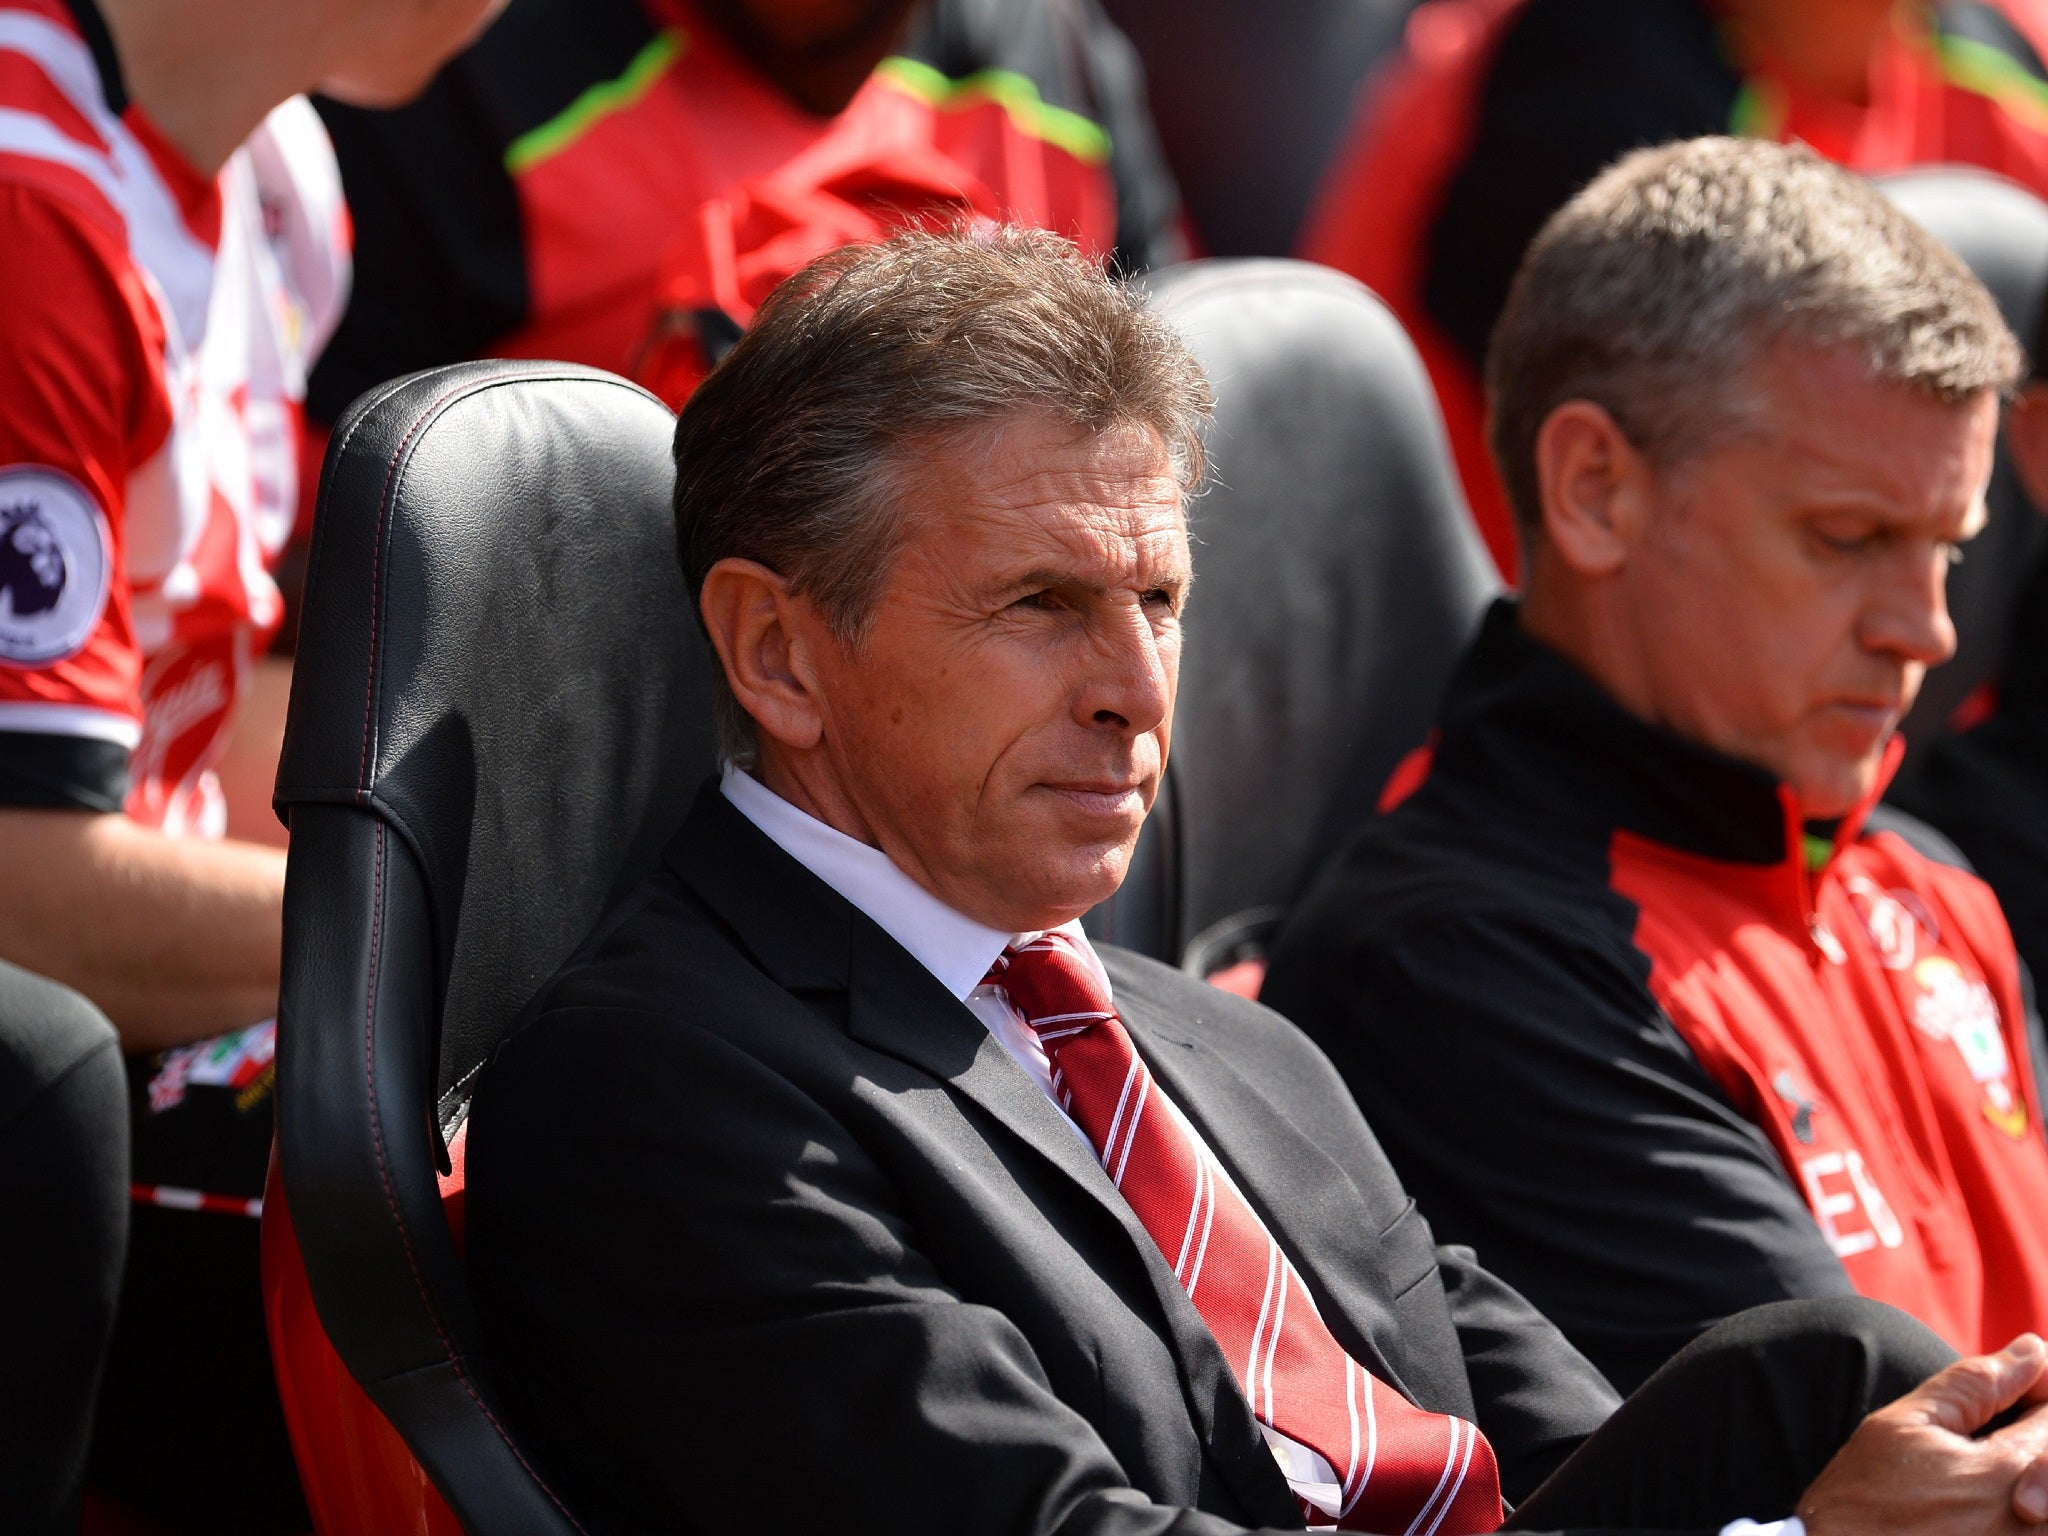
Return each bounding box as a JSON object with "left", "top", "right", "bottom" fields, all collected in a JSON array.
[
  {"left": 309, "top": 0, "right": 1184, "bottom": 417},
  {"left": 1264, "top": 603, "right": 2048, "bottom": 1393}
]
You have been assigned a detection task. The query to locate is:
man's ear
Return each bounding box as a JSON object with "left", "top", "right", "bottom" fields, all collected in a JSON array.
[
  {"left": 697, "top": 557, "right": 828, "bottom": 751},
  {"left": 1532, "top": 400, "right": 1654, "bottom": 577},
  {"left": 2006, "top": 382, "right": 2048, "bottom": 519}
]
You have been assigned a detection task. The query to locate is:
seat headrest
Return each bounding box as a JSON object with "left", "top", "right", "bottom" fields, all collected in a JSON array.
[
  {"left": 1882, "top": 168, "right": 2048, "bottom": 756},
  {"left": 277, "top": 362, "right": 717, "bottom": 1115},
  {"left": 1089, "top": 259, "right": 1498, "bottom": 966}
]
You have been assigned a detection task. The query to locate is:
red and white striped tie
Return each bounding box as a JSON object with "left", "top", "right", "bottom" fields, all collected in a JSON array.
[{"left": 988, "top": 933, "right": 1504, "bottom": 1534}]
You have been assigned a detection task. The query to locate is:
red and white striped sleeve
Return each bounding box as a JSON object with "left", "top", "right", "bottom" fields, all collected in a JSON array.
[{"left": 0, "top": 177, "right": 170, "bottom": 811}]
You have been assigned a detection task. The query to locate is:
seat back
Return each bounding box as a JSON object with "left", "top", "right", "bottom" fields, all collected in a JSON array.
[
  {"left": 1881, "top": 168, "right": 2048, "bottom": 763},
  {"left": 270, "top": 361, "right": 717, "bottom": 1533},
  {"left": 1085, "top": 259, "right": 1500, "bottom": 971}
]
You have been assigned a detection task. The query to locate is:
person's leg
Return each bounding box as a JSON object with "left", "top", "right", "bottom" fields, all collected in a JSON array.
[
  {"left": 1506, "top": 1296, "right": 1956, "bottom": 1532},
  {"left": 87, "top": 1020, "right": 309, "bottom": 1533},
  {"left": 0, "top": 963, "right": 129, "bottom": 1536}
]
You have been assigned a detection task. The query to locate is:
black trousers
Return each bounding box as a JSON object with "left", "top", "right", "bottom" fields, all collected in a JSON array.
[
  {"left": 1507, "top": 1296, "right": 1957, "bottom": 1534},
  {"left": 0, "top": 962, "right": 128, "bottom": 1536},
  {"left": 87, "top": 1025, "right": 308, "bottom": 1534}
]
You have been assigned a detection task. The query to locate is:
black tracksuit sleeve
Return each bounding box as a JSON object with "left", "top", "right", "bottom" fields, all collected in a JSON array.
[{"left": 1263, "top": 908, "right": 1856, "bottom": 1396}]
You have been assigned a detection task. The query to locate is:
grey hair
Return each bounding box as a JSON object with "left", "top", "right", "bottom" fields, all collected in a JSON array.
[
  {"left": 1487, "top": 135, "right": 2023, "bottom": 527},
  {"left": 672, "top": 224, "right": 1214, "bottom": 763}
]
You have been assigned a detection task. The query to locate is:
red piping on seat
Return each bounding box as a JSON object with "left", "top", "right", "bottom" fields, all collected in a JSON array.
[
  {"left": 327, "top": 367, "right": 669, "bottom": 1528},
  {"left": 356, "top": 369, "right": 538, "bottom": 795},
  {"left": 348, "top": 647, "right": 590, "bottom": 1533}
]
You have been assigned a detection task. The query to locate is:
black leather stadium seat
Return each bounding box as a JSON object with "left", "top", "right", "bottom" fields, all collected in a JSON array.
[
  {"left": 1880, "top": 168, "right": 2048, "bottom": 765},
  {"left": 269, "top": 361, "right": 716, "bottom": 1533},
  {"left": 1085, "top": 258, "right": 1500, "bottom": 973},
  {"left": 267, "top": 269, "right": 1487, "bottom": 1516}
]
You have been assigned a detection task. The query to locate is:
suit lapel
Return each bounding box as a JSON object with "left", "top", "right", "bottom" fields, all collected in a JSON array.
[
  {"left": 840, "top": 917, "right": 1113, "bottom": 1207},
  {"left": 837, "top": 925, "right": 1300, "bottom": 1526},
  {"left": 1112, "top": 966, "right": 1420, "bottom": 1401},
  {"left": 664, "top": 782, "right": 856, "bottom": 991},
  {"left": 667, "top": 788, "right": 1295, "bottom": 1525}
]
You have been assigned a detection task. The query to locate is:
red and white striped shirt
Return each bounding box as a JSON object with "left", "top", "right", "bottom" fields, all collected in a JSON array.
[{"left": 0, "top": 0, "right": 346, "bottom": 834}]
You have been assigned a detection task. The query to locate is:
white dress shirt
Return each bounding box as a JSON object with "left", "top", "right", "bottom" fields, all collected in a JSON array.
[
  {"left": 721, "top": 764, "right": 1095, "bottom": 1136},
  {"left": 718, "top": 767, "right": 1798, "bottom": 1536}
]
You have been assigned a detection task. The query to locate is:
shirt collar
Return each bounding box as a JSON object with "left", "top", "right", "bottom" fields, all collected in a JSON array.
[
  {"left": 1432, "top": 599, "right": 1901, "bottom": 868},
  {"left": 720, "top": 765, "right": 1102, "bottom": 1003}
]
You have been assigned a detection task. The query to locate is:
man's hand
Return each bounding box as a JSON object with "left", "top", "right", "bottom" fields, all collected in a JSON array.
[{"left": 1800, "top": 1335, "right": 2048, "bottom": 1534}]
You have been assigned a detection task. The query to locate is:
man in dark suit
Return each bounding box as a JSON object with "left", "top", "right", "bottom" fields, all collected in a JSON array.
[{"left": 466, "top": 224, "right": 2048, "bottom": 1535}]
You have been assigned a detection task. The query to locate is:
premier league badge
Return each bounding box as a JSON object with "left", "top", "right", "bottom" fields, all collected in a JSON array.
[{"left": 0, "top": 466, "right": 111, "bottom": 666}]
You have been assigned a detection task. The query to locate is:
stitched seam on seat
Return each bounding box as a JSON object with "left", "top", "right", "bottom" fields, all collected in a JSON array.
[
  {"left": 362, "top": 818, "right": 447, "bottom": 1342},
  {"left": 340, "top": 365, "right": 656, "bottom": 1533},
  {"left": 356, "top": 645, "right": 593, "bottom": 1536},
  {"left": 447, "top": 1356, "right": 594, "bottom": 1534},
  {"left": 301, "top": 373, "right": 417, "bottom": 706},
  {"left": 357, "top": 368, "right": 538, "bottom": 793}
]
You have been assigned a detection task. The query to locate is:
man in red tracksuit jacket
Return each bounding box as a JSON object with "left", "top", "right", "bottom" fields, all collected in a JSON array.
[
  {"left": 1265, "top": 135, "right": 2048, "bottom": 1399},
  {"left": 309, "top": 0, "right": 1185, "bottom": 418}
]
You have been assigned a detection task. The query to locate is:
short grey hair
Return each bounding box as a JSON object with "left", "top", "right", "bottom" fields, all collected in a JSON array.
[
  {"left": 672, "top": 224, "right": 1214, "bottom": 762},
  {"left": 1487, "top": 135, "right": 2023, "bottom": 527}
]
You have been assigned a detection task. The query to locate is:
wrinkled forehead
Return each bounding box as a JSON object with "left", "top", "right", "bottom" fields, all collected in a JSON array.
[
  {"left": 1656, "top": 347, "right": 2000, "bottom": 527},
  {"left": 892, "top": 414, "right": 1191, "bottom": 567}
]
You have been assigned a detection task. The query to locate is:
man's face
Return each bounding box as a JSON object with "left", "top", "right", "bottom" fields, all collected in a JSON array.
[
  {"left": 1617, "top": 345, "right": 1998, "bottom": 818},
  {"left": 802, "top": 414, "right": 1189, "bottom": 932}
]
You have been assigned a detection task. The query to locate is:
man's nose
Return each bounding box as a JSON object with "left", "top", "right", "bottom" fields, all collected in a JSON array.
[
  {"left": 1863, "top": 541, "right": 1960, "bottom": 669},
  {"left": 1077, "top": 600, "right": 1175, "bottom": 735}
]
